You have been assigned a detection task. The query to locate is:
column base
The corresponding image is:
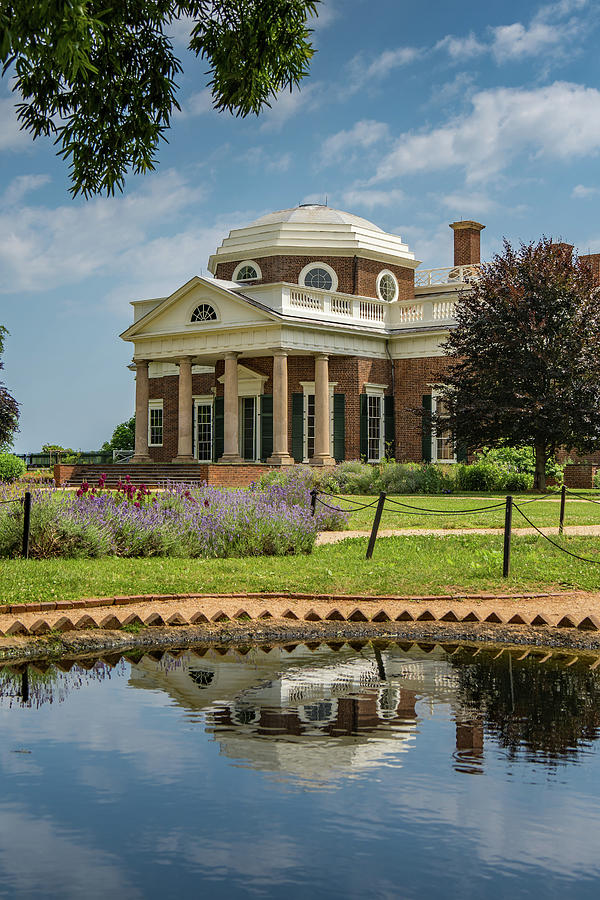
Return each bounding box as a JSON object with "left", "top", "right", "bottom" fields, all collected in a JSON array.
[
  {"left": 171, "top": 455, "right": 197, "bottom": 463},
  {"left": 266, "top": 454, "right": 295, "bottom": 466},
  {"left": 309, "top": 456, "right": 336, "bottom": 467},
  {"left": 131, "top": 454, "right": 153, "bottom": 464},
  {"left": 217, "top": 454, "right": 245, "bottom": 465}
]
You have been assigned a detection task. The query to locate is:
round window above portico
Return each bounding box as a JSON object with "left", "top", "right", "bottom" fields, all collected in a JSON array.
[
  {"left": 377, "top": 270, "right": 398, "bottom": 302},
  {"left": 299, "top": 261, "right": 338, "bottom": 292}
]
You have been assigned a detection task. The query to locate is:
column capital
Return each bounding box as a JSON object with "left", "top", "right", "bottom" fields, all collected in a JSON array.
[
  {"left": 271, "top": 347, "right": 291, "bottom": 357},
  {"left": 314, "top": 352, "right": 329, "bottom": 361},
  {"left": 223, "top": 351, "right": 240, "bottom": 360},
  {"left": 133, "top": 358, "right": 150, "bottom": 367}
]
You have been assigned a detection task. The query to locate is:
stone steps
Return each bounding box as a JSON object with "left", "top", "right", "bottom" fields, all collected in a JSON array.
[{"left": 64, "top": 464, "right": 209, "bottom": 488}]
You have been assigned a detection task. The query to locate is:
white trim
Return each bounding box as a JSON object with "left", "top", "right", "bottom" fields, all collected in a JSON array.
[
  {"left": 233, "top": 260, "right": 262, "bottom": 282},
  {"left": 193, "top": 396, "right": 214, "bottom": 461},
  {"left": 301, "top": 382, "right": 335, "bottom": 462},
  {"left": 239, "top": 394, "right": 261, "bottom": 461},
  {"left": 377, "top": 269, "right": 399, "bottom": 302},
  {"left": 431, "top": 390, "right": 456, "bottom": 463},
  {"left": 188, "top": 299, "right": 220, "bottom": 325},
  {"left": 364, "top": 389, "right": 385, "bottom": 462},
  {"left": 364, "top": 382, "right": 388, "bottom": 395},
  {"left": 148, "top": 399, "right": 163, "bottom": 446},
  {"left": 298, "top": 261, "right": 339, "bottom": 293}
]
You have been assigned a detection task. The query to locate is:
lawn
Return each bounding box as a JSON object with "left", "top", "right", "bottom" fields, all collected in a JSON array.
[
  {"left": 337, "top": 493, "right": 600, "bottom": 531},
  {"left": 3, "top": 532, "right": 600, "bottom": 605}
]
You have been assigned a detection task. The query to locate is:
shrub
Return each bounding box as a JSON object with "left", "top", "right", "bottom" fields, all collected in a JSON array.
[{"left": 0, "top": 453, "right": 26, "bottom": 483}]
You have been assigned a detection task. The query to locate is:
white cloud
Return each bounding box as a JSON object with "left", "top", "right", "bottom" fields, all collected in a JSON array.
[
  {"left": 440, "top": 191, "right": 497, "bottom": 216},
  {"left": 341, "top": 188, "right": 405, "bottom": 210},
  {"left": 346, "top": 46, "right": 421, "bottom": 96},
  {"left": 572, "top": 184, "right": 600, "bottom": 198},
  {"left": 435, "top": 33, "right": 486, "bottom": 60},
  {"left": 320, "top": 119, "right": 389, "bottom": 166},
  {"left": 179, "top": 88, "right": 214, "bottom": 118},
  {"left": 491, "top": 21, "right": 569, "bottom": 61},
  {"left": 372, "top": 82, "right": 600, "bottom": 185},
  {"left": 259, "top": 83, "right": 324, "bottom": 132},
  {"left": 2, "top": 174, "right": 50, "bottom": 206},
  {"left": 237, "top": 147, "right": 292, "bottom": 173},
  {"left": 310, "top": 1, "right": 339, "bottom": 30}
]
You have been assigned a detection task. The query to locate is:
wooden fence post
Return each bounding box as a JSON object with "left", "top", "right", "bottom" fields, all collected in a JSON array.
[
  {"left": 22, "top": 491, "right": 31, "bottom": 559},
  {"left": 559, "top": 484, "right": 566, "bottom": 535},
  {"left": 503, "top": 495, "right": 513, "bottom": 578}
]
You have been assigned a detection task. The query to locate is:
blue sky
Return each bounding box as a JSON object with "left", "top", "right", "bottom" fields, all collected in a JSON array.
[{"left": 2, "top": 0, "right": 600, "bottom": 453}]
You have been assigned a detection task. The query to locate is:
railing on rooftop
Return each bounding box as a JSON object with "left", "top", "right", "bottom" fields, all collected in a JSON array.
[{"left": 414, "top": 264, "right": 480, "bottom": 288}]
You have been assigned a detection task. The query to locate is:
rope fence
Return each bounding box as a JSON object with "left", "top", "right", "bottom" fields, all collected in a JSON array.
[{"left": 310, "top": 485, "right": 600, "bottom": 575}]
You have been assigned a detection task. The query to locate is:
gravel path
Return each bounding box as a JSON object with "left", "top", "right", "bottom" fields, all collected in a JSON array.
[{"left": 316, "top": 524, "right": 600, "bottom": 544}]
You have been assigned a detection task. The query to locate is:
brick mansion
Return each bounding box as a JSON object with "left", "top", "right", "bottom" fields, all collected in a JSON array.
[{"left": 120, "top": 204, "right": 580, "bottom": 476}]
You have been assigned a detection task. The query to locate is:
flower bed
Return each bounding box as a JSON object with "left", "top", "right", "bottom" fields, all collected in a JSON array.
[{"left": 0, "top": 474, "right": 347, "bottom": 560}]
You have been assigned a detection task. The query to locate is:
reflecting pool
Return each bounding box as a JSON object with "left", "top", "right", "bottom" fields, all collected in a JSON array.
[{"left": 0, "top": 641, "right": 599, "bottom": 898}]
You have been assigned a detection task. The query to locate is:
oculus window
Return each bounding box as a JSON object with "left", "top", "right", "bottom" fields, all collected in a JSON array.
[
  {"left": 377, "top": 271, "right": 398, "bottom": 302},
  {"left": 304, "top": 267, "right": 333, "bottom": 290},
  {"left": 191, "top": 304, "right": 217, "bottom": 323},
  {"left": 233, "top": 261, "right": 261, "bottom": 281}
]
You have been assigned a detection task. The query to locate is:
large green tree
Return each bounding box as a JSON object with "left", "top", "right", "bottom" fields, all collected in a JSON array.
[
  {"left": 101, "top": 416, "right": 136, "bottom": 452},
  {"left": 0, "top": 0, "right": 319, "bottom": 197},
  {"left": 0, "top": 327, "right": 19, "bottom": 449},
  {"left": 432, "top": 238, "right": 600, "bottom": 491}
]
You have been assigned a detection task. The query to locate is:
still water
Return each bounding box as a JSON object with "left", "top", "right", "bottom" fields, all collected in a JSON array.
[{"left": 0, "top": 641, "right": 599, "bottom": 899}]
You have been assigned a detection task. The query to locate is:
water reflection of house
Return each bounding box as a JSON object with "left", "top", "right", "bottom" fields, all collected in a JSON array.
[{"left": 129, "top": 644, "right": 481, "bottom": 783}]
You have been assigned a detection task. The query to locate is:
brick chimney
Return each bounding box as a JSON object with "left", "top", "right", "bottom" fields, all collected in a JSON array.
[
  {"left": 449, "top": 220, "right": 485, "bottom": 266},
  {"left": 580, "top": 252, "right": 600, "bottom": 283}
]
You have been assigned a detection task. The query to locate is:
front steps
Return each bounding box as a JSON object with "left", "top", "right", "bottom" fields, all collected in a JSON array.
[{"left": 54, "top": 463, "right": 273, "bottom": 489}]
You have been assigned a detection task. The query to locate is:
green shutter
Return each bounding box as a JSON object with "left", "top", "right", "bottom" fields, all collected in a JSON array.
[
  {"left": 260, "top": 394, "right": 273, "bottom": 461},
  {"left": 292, "top": 393, "right": 304, "bottom": 462},
  {"left": 422, "top": 394, "right": 432, "bottom": 463},
  {"left": 333, "top": 394, "right": 345, "bottom": 461},
  {"left": 213, "top": 396, "right": 224, "bottom": 461},
  {"left": 360, "top": 394, "right": 368, "bottom": 460},
  {"left": 384, "top": 395, "right": 395, "bottom": 459},
  {"left": 456, "top": 437, "right": 468, "bottom": 464}
]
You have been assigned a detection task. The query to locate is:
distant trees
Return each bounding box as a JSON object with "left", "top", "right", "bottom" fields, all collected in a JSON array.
[
  {"left": 432, "top": 238, "right": 600, "bottom": 491},
  {"left": 0, "top": 327, "right": 19, "bottom": 449},
  {"left": 102, "top": 417, "right": 136, "bottom": 453}
]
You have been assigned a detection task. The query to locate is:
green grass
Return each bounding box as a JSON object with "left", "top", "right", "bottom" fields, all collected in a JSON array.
[
  {"left": 338, "top": 493, "right": 600, "bottom": 531},
  {"left": 3, "top": 533, "right": 600, "bottom": 605}
]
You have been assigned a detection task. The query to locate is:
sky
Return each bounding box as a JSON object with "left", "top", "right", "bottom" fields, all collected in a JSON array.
[{"left": 2, "top": 0, "right": 600, "bottom": 453}]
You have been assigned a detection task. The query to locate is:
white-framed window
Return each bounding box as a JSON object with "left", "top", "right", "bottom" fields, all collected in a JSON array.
[
  {"left": 190, "top": 303, "right": 218, "bottom": 323},
  {"left": 233, "top": 260, "right": 262, "bottom": 282},
  {"left": 239, "top": 395, "right": 260, "bottom": 461},
  {"left": 377, "top": 269, "right": 399, "bottom": 302},
  {"left": 298, "top": 261, "right": 338, "bottom": 292},
  {"left": 365, "top": 384, "right": 386, "bottom": 462},
  {"left": 193, "top": 396, "right": 213, "bottom": 461},
  {"left": 432, "top": 392, "right": 456, "bottom": 462},
  {"left": 148, "top": 400, "right": 163, "bottom": 446},
  {"left": 300, "top": 382, "right": 335, "bottom": 461}
]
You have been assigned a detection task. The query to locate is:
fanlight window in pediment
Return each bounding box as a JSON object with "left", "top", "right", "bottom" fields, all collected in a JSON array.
[{"left": 191, "top": 303, "right": 218, "bottom": 323}]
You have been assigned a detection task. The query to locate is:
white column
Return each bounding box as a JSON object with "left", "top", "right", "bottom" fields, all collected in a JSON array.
[
  {"left": 132, "top": 360, "right": 152, "bottom": 463},
  {"left": 267, "top": 350, "right": 294, "bottom": 465},
  {"left": 172, "top": 357, "right": 195, "bottom": 462},
  {"left": 219, "top": 352, "right": 243, "bottom": 464},
  {"left": 310, "top": 353, "right": 335, "bottom": 466}
]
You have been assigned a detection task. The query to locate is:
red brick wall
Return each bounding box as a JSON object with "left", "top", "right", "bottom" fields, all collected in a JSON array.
[
  {"left": 563, "top": 464, "right": 598, "bottom": 489},
  {"left": 394, "top": 357, "right": 453, "bottom": 461},
  {"left": 215, "top": 255, "right": 414, "bottom": 300},
  {"left": 451, "top": 226, "right": 483, "bottom": 266},
  {"left": 148, "top": 371, "right": 214, "bottom": 462}
]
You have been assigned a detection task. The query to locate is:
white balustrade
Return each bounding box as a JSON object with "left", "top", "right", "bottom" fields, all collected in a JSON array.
[
  {"left": 359, "top": 299, "right": 385, "bottom": 322},
  {"left": 289, "top": 288, "right": 324, "bottom": 311},
  {"left": 414, "top": 264, "right": 480, "bottom": 287},
  {"left": 331, "top": 295, "right": 351, "bottom": 316},
  {"left": 396, "top": 303, "right": 424, "bottom": 324},
  {"left": 432, "top": 300, "right": 456, "bottom": 320}
]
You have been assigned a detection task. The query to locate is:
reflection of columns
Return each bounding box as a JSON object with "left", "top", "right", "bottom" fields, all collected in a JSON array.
[
  {"left": 219, "top": 352, "right": 243, "bottom": 464},
  {"left": 310, "top": 353, "right": 335, "bottom": 466},
  {"left": 132, "top": 359, "right": 152, "bottom": 463},
  {"left": 267, "top": 350, "right": 294, "bottom": 466},
  {"left": 173, "top": 357, "right": 195, "bottom": 462}
]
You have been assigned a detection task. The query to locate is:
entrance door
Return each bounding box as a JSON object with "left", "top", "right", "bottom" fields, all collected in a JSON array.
[
  {"left": 195, "top": 401, "right": 213, "bottom": 461},
  {"left": 240, "top": 397, "right": 257, "bottom": 461}
]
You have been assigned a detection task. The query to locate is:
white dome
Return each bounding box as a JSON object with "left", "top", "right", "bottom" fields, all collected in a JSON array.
[
  {"left": 249, "top": 204, "right": 384, "bottom": 232},
  {"left": 208, "top": 204, "right": 418, "bottom": 274}
]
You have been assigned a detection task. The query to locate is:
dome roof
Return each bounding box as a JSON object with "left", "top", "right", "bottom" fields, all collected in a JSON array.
[
  {"left": 208, "top": 204, "right": 418, "bottom": 274},
  {"left": 249, "top": 204, "right": 384, "bottom": 232}
]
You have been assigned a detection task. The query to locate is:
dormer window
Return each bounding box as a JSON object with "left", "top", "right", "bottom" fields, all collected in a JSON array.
[
  {"left": 377, "top": 270, "right": 398, "bottom": 302},
  {"left": 233, "top": 260, "right": 262, "bottom": 282},
  {"left": 191, "top": 304, "right": 217, "bottom": 322},
  {"left": 299, "top": 261, "right": 338, "bottom": 292}
]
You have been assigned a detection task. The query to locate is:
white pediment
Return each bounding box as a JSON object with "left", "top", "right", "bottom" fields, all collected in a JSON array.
[{"left": 121, "top": 276, "right": 277, "bottom": 341}]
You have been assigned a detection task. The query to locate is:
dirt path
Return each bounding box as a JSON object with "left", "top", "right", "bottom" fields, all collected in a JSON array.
[{"left": 316, "top": 524, "right": 600, "bottom": 544}]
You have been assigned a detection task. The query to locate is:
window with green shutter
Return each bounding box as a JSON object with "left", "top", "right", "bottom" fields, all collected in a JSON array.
[
  {"left": 291, "top": 393, "right": 304, "bottom": 462},
  {"left": 384, "top": 395, "right": 395, "bottom": 458},
  {"left": 359, "top": 394, "right": 368, "bottom": 460},
  {"left": 333, "top": 394, "right": 345, "bottom": 461},
  {"left": 260, "top": 394, "right": 273, "bottom": 461},
  {"left": 213, "top": 396, "right": 224, "bottom": 461},
  {"left": 421, "top": 394, "right": 432, "bottom": 463}
]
